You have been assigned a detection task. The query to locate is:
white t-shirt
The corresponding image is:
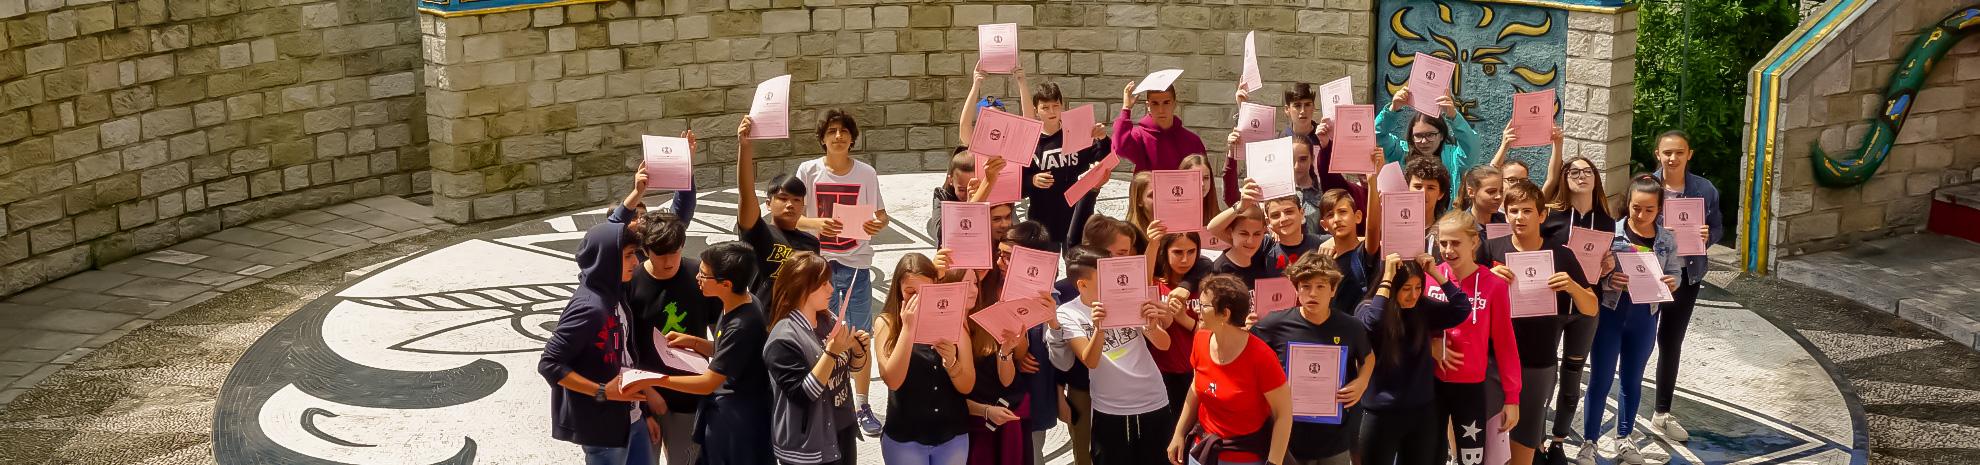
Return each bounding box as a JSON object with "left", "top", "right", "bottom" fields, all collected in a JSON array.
[
  {"left": 795, "top": 158, "right": 885, "bottom": 269},
  {"left": 1048, "top": 300, "right": 1168, "bottom": 416}
]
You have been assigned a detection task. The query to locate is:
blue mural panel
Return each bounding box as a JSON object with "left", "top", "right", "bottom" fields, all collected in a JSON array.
[
  {"left": 419, "top": 0, "right": 606, "bottom": 16},
  {"left": 1375, "top": 0, "right": 1569, "bottom": 170}
]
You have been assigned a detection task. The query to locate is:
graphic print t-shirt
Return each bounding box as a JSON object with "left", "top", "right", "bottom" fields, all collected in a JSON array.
[
  {"left": 1048, "top": 300, "right": 1168, "bottom": 416},
  {"left": 796, "top": 158, "right": 886, "bottom": 269},
  {"left": 742, "top": 216, "right": 819, "bottom": 303},
  {"left": 628, "top": 258, "right": 719, "bottom": 414}
]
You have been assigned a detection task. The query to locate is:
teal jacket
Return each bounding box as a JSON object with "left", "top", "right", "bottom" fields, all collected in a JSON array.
[{"left": 1376, "top": 106, "right": 1480, "bottom": 205}]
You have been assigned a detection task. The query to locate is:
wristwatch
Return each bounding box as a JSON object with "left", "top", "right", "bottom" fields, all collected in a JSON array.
[{"left": 594, "top": 385, "right": 608, "bottom": 402}]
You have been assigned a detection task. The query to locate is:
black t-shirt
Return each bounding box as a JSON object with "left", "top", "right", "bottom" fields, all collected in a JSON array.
[
  {"left": 1481, "top": 235, "right": 1590, "bottom": 368},
  {"left": 708, "top": 301, "right": 772, "bottom": 402},
  {"left": 1024, "top": 130, "right": 1111, "bottom": 232},
  {"left": 1331, "top": 243, "right": 1380, "bottom": 316},
  {"left": 628, "top": 258, "right": 720, "bottom": 413},
  {"left": 884, "top": 346, "right": 970, "bottom": 445},
  {"left": 1250, "top": 308, "right": 1372, "bottom": 459},
  {"left": 742, "top": 216, "right": 819, "bottom": 303},
  {"left": 1624, "top": 223, "right": 1656, "bottom": 249},
  {"left": 1254, "top": 233, "right": 1329, "bottom": 275},
  {"left": 1209, "top": 253, "right": 1274, "bottom": 288},
  {"left": 1165, "top": 255, "right": 1214, "bottom": 293},
  {"left": 1541, "top": 208, "right": 1616, "bottom": 246}
]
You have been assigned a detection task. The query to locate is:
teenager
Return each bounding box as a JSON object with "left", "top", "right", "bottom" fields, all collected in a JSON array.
[
  {"left": 1487, "top": 123, "right": 1559, "bottom": 189},
  {"left": 997, "top": 221, "right": 1070, "bottom": 463},
  {"left": 736, "top": 117, "right": 820, "bottom": 304},
  {"left": 1144, "top": 223, "right": 1211, "bottom": 418},
  {"left": 627, "top": 211, "right": 720, "bottom": 464},
  {"left": 1499, "top": 159, "right": 1531, "bottom": 188},
  {"left": 1166, "top": 275, "right": 1295, "bottom": 465},
  {"left": 927, "top": 151, "right": 977, "bottom": 242},
  {"left": 640, "top": 242, "right": 772, "bottom": 465},
  {"left": 1458, "top": 164, "right": 1508, "bottom": 228},
  {"left": 1209, "top": 206, "right": 1272, "bottom": 287},
  {"left": 793, "top": 110, "right": 890, "bottom": 437},
  {"left": 1481, "top": 179, "right": 1599, "bottom": 465},
  {"left": 763, "top": 252, "right": 871, "bottom": 465},
  {"left": 1231, "top": 85, "right": 1365, "bottom": 222},
  {"left": 1251, "top": 254, "right": 1375, "bottom": 465},
  {"left": 1207, "top": 180, "right": 1327, "bottom": 276},
  {"left": 963, "top": 223, "right": 1056, "bottom": 465},
  {"left": 1577, "top": 174, "right": 1684, "bottom": 465},
  {"left": 1353, "top": 253, "right": 1472, "bottom": 465},
  {"left": 1315, "top": 189, "right": 1377, "bottom": 317},
  {"left": 1362, "top": 154, "right": 1452, "bottom": 263},
  {"left": 1047, "top": 247, "right": 1178, "bottom": 465},
  {"left": 1427, "top": 211, "right": 1523, "bottom": 465},
  {"left": 1114, "top": 81, "right": 1208, "bottom": 172},
  {"left": 540, "top": 221, "right": 652, "bottom": 465},
  {"left": 1179, "top": 154, "right": 1229, "bottom": 248},
  {"left": 1647, "top": 131, "right": 1721, "bottom": 442},
  {"left": 1536, "top": 139, "right": 1613, "bottom": 462},
  {"left": 1022, "top": 82, "right": 1114, "bottom": 246},
  {"left": 1378, "top": 86, "right": 1480, "bottom": 202},
  {"left": 874, "top": 254, "right": 976, "bottom": 465}
]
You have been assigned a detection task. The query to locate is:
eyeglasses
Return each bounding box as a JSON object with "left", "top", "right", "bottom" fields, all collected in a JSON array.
[
  {"left": 1410, "top": 132, "right": 1443, "bottom": 143},
  {"left": 1565, "top": 168, "right": 1595, "bottom": 179},
  {"left": 694, "top": 273, "right": 714, "bottom": 282}
]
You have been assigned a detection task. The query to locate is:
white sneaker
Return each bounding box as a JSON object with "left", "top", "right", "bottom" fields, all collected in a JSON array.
[
  {"left": 1652, "top": 412, "right": 1691, "bottom": 442},
  {"left": 1615, "top": 438, "right": 1645, "bottom": 465},
  {"left": 1575, "top": 440, "right": 1599, "bottom": 465}
]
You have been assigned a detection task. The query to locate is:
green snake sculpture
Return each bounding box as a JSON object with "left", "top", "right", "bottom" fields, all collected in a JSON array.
[{"left": 1811, "top": 5, "right": 1980, "bottom": 187}]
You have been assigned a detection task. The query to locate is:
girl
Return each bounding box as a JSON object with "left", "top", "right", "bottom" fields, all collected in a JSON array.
[
  {"left": 874, "top": 254, "right": 976, "bottom": 465},
  {"left": 1353, "top": 253, "right": 1473, "bottom": 465},
  {"left": 1479, "top": 179, "right": 1599, "bottom": 465},
  {"left": 763, "top": 252, "right": 871, "bottom": 465},
  {"left": 1428, "top": 211, "right": 1523, "bottom": 465},
  {"left": 1179, "top": 154, "right": 1229, "bottom": 251},
  {"left": 1225, "top": 120, "right": 1333, "bottom": 237},
  {"left": 1209, "top": 206, "right": 1272, "bottom": 287},
  {"left": 1538, "top": 139, "right": 1613, "bottom": 462},
  {"left": 1487, "top": 123, "right": 1557, "bottom": 189},
  {"left": 1457, "top": 165, "right": 1507, "bottom": 227},
  {"left": 1128, "top": 171, "right": 1157, "bottom": 252},
  {"left": 1378, "top": 86, "right": 1480, "bottom": 202},
  {"left": 1166, "top": 275, "right": 1295, "bottom": 465},
  {"left": 1576, "top": 175, "right": 1682, "bottom": 465},
  {"left": 1648, "top": 131, "right": 1721, "bottom": 443},
  {"left": 1250, "top": 253, "right": 1376, "bottom": 465},
  {"left": 965, "top": 228, "right": 1044, "bottom": 465},
  {"left": 1144, "top": 223, "right": 1211, "bottom": 416}
]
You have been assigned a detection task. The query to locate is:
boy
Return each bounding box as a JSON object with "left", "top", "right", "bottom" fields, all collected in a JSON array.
[
  {"left": 1207, "top": 179, "right": 1328, "bottom": 276},
  {"left": 1113, "top": 82, "right": 1206, "bottom": 172},
  {"left": 1363, "top": 154, "right": 1451, "bottom": 262},
  {"left": 1023, "top": 83, "right": 1113, "bottom": 246},
  {"left": 1250, "top": 253, "right": 1376, "bottom": 465},
  {"left": 1208, "top": 206, "right": 1273, "bottom": 287},
  {"left": 645, "top": 241, "right": 772, "bottom": 465},
  {"left": 735, "top": 117, "right": 819, "bottom": 304},
  {"left": 1227, "top": 83, "right": 1364, "bottom": 211},
  {"left": 1046, "top": 247, "right": 1175, "bottom": 465},
  {"left": 1315, "top": 189, "right": 1380, "bottom": 316},
  {"left": 627, "top": 211, "right": 720, "bottom": 464},
  {"left": 794, "top": 109, "right": 890, "bottom": 435},
  {"left": 1482, "top": 179, "right": 1599, "bottom": 464},
  {"left": 1645, "top": 130, "right": 1721, "bottom": 442},
  {"left": 540, "top": 221, "right": 653, "bottom": 465}
]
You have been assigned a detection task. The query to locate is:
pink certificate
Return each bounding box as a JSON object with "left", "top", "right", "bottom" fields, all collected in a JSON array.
[
  {"left": 1063, "top": 154, "right": 1118, "bottom": 207},
  {"left": 913, "top": 282, "right": 973, "bottom": 345},
  {"left": 1288, "top": 343, "right": 1346, "bottom": 421},
  {"left": 1134, "top": 69, "right": 1185, "bottom": 94},
  {"left": 1486, "top": 413, "right": 1511, "bottom": 465},
  {"left": 1319, "top": 76, "right": 1353, "bottom": 121},
  {"left": 1000, "top": 245, "right": 1060, "bottom": 301},
  {"left": 748, "top": 75, "right": 790, "bottom": 139},
  {"left": 1095, "top": 256, "right": 1150, "bottom": 329},
  {"left": 1375, "top": 161, "right": 1408, "bottom": 194},
  {"left": 970, "top": 108, "right": 1042, "bottom": 167},
  {"left": 1509, "top": 89, "right": 1555, "bottom": 148},
  {"left": 640, "top": 135, "right": 692, "bottom": 191},
  {"left": 1485, "top": 222, "right": 1513, "bottom": 240},
  {"left": 830, "top": 203, "right": 875, "bottom": 240},
  {"left": 1330, "top": 104, "right": 1378, "bottom": 175},
  {"left": 1566, "top": 226, "right": 1609, "bottom": 282},
  {"left": 976, "top": 23, "right": 1018, "bottom": 74},
  {"left": 1245, "top": 136, "right": 1297, "bottom": 201},
  {"left": 969, "top": 298, "right": 1055, "bottom": 345},
  {"left": 1238, "top": 102, "right": 1278, "bottom": 143},
  {"left": 1664, "top": 197, "right": 1707, "bottom": 256},
  {"left": 974, "top": 154, "right": 1023, "bottom": 205},
  {"left": 1505, "top": 250, "right": 1556, "bottom": 318},
  {"left": 1381, "top": 190, "right": 1426, "bottom": 258},
  {"left": 942, "top": 201, "right": 994, "bottom": 269},
  {"left": 1407, "top": 53, "right": 1456, "bottom": 117},
  {"left": 1252, "top": 277, "right": 1297, "bottom": 316},
  {"left": 1062, "top": 104, "right": 1096, "bottom": 154},
  {"left": 1239, "top": 31, "right": 1263, "bottom": 93},
  {"left": 1151, "top": 170, "right": 1204, "bottom": 233},
  {"left": 1617, "top": 251, "right": 1675, "bottom": 304}
]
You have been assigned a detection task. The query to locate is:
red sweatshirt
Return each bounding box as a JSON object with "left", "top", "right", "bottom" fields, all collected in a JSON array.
[
  {"left": 1111, "top": 109, "right": 1207, "bottom": 172},
  {"left": 1426, "top": 263, "right": 1522, "bottom": 403}
]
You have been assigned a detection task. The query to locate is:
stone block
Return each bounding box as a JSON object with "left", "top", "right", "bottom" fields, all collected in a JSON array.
[
  {"left": 219, "top": 42, "right": 251, "bottom": 69},
  {"left": 608, "top": 20, "right": 638, "bottom": 45},
  {"left": 7, "top": 195, "right": 63, "bottom": 231},
  {"left": 29, "top": 220, "right": 75, "bottom": 254},
  {"left": 140, "top": 107, "right": 195, "bottom": 138},
  {"left": 52, "top": 127, "right": 100, "bottom": 160},
  {"left": 73, "top": 151, "right": 121, "bottom": 182},
  {"left": 26, "top": 43, "right": 64, "bottom": 74},
  {"left": 995, "top": 4, "right": 1034, "bottom": 26},
  {"left": 874, "top": 6, "right": 907, "bottom": 28},
  {"left": 369, "top": 72, "right": 416, "bottom": 98}
]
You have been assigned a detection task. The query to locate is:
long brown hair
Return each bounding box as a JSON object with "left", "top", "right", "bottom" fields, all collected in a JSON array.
[
  {"left": 878, "top": 253, "right": 940, "bottom": 345},
  {"left": 1543, "top": 155, "right": 1611, "bottom": 218},
  {"left": 1178, "top": 154, "right": 1222, "bottom": 221},
  {"left": 1127, "top": 171, "right": 1155, "bottom": 230},
  {"left": 767, "top": 252, "right": 832, "bottom": 326}
]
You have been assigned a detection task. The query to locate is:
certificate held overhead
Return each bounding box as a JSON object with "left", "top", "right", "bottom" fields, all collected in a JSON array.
[
  {"left": 1245, "top": 136, "right": 1297, "bottom": 201},
  {"left": 639, "top": 135, "right": 692, "bottom": 191},
  {"left": 969, "top": 107, "right": 1043, "bottom": 167},
  {"left": 1330, "top": 105, "right": 1378, "bottom": 175},
  {"left": 1508, "top": 89, "right": 1556, "bottom": 148},
  {"left": 1381, "top": 190, "right": 1426, "bottom": 258},
  {"left": 748, "top": 75, "right": 790, "bottom": 139},
  {"left": 1319, "top": 76, "right": 1353, "bottom": 121},
  {"left": 1239, "top": 31, "right": 1263, "bottom": 93},
  {"left": 942, "top": 202, "right": 994, "bottom": 269},
  {"left": 1407, "top": 53, "right": 1457, "bottom": 117},
  {"left": 977, "top": 23, "right": 1019, "bottom": 74},
  {"left": 1151, "top": 170, "right": 1204, "bottom": 233},
  {"left": 1134, "top": 69, "right": 1185, "bottom": 94}
]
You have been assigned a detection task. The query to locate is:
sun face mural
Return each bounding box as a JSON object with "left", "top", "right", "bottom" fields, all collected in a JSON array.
[{"left": 1376, "top": 0, "right": 1568, "bottom": 167}]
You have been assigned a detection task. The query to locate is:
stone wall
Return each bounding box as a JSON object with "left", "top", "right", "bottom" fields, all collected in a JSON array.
[
  {"left": 1763, "top": 0, "right": 1980, "bottom": 258},
  {"left": 419, "top": 0, "right": 1377, "bottom": 223},
  {"left": 0, "top": 0, "right": 428, "bottom": 296}
]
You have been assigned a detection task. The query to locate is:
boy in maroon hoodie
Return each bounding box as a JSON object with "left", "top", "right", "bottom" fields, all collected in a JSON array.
[{"left": 1112, "top": 81, "right": 1206, "bottom": 172}]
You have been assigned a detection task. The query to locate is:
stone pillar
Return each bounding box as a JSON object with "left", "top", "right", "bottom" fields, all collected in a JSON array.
[{"left": 1561, "top": 7, "right": 1638, "bottom": 203}]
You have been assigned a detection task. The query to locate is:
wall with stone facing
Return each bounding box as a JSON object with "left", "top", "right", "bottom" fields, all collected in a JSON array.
[
  {"left": 0, "top": 0, "right": 429, "bottom": 296},
  {"left": 1763, "top": 0, "right": 1980, "bottom": 258},
  {"left": 419, "top": 0, "right": 1379, "bottom": 223}
]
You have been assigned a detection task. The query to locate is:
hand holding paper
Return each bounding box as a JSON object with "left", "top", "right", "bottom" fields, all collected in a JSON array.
[
  {"left": 1096, "top": 256, "right": 1150, "bottom": 329},
  {"left": 1664, "top": 198, "right": 1707, "bottom": 256},
  {"left": 1245, "top": 136, "right": 1297, "bottom": 201},
  {"left": 976, "top": 23, "right": 1019, "bottom": 74},
  {"left": 942, "top": 202, "right": 994, "bottom": 269},
  {"left": 1505, "top": 251, "right": 1556, "bottom": 318},
  {"left": 830, "top": 203, "right": 876, "bottom": 240},
  {"left": 1330, "top": 105, "right": 1378, "bottom": 175},
  {"left": 1617, "top": 252, "right": 1675, "bottom": 304},
  {"left": 640, "top": 135, "right": 693, "bottom": 191},
  {"left": 913, "top": 282, "right": 973, "bottom": 345},
  {"left": 748, "top": 75, "right": 791, "bottom": 139},
  {"left": 1001, "top": 245, "right": 1060, "bottom": 301},
  {"left": 1289, "top": 343, "right": 1347, "bottom": 422},
  {"left": 1061, "top": 104, "right": 1096, "bottom": 154},
  {"left": 1508, "top": 89, "right": 1556, "bottom": 148},
  {"left": 1134, "top": 69, "right": 1185, "bottom": 95},
  {"left": 1151, "top": 170, "right": 1204, "bottom": 233},
  {"left": 1063, "top": 155, "right": 1119, "bottom": 207},
  {"left": 1407, "top": 53, "right": 1457, "bottom": 117},
  {"left": 1237, "top": 102, "right": 1278, "bottom": 143}
]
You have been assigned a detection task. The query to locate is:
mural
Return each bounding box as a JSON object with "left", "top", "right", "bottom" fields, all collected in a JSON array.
[
  {"left": 1375, "top": 0, "right": 1569, "bottom": 172},
  {"left": 1807, "top": 6, "right": 1980, "bottom": 188},
  {"left": 417, "top": 0, "right": 608, "bottom": 17}
]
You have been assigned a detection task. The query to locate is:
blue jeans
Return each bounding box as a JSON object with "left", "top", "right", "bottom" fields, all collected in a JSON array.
[
  {"left": 881, "top": 435, "right": 970, "bottom": 465},
  {"left": 1584, "top": 298, "right": 1660, "bottom": 440},
  {"left": 828, "top": 261, "right": 874, "bottom": 331},
  {"left": 582, "top": 418, "right": 654, "bottom": 465}
]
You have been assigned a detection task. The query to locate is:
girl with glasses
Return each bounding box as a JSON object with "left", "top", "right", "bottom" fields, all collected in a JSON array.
[{"left": 1377, "top": 86, "right": 1481, "bottom": 203}]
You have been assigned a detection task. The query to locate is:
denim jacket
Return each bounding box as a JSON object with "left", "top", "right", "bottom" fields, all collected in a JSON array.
[
  {"left": 1600, "top": 218, "right": 1682, "bottom": 313},
  {"left": 1652, "top": 169, "right": 1719, "bottom": 284}
]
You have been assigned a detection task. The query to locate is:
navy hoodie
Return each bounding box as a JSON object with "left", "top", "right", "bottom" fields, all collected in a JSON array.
[{"left": 539, "top": 221, "right": 638, "bottom": 447}]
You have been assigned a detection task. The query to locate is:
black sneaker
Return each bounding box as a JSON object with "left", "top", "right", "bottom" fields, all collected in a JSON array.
[{"left": 1544, "top": 438, "right": 1570, "bottom": 465}]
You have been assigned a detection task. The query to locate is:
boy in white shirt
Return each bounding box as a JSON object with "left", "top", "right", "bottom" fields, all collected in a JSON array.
[
  {"left": 792, "top": 109, "right": 891, "bottom": 435},
  {"left": 1047, "top": 246, "right": 1175, "bottom": 465}
]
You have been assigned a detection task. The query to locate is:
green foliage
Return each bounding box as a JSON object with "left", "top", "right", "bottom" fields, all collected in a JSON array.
[{"left": 1632, "top": 0, "right": 1801, "bottom": 192}]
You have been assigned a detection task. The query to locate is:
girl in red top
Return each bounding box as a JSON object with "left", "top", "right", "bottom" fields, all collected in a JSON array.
[
  {"left": 1144, "top": 220, "right": 1212, "bottom": 417},
  {"left": 1166, "top": 274, "right": 1293, "bottom": 465},
  {"left": 1428, "top": 210, "right": 1523, "bottom": 465}
]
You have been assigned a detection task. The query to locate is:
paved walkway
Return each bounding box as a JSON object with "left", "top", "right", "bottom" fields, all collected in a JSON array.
[
  {"left": 1778, "top": 234, "right": 1980, "bottom": 351},
  {"left": 0, "top": 196, "right": 449, "bottom": 408}
]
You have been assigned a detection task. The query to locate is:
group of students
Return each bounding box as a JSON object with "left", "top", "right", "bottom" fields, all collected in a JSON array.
[{"left": 539, "top": 65, "right": 1723, "bottom": 465}]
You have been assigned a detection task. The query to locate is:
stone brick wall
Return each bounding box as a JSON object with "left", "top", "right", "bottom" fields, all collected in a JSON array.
[
  {"left": 1765, "top": 0, "right": 1980, "bottom": 257},
  {"left": 420, "top": 0, "right": 1376, "bottom": 223},
  {"left": 1561, "top": 8, "right": 1637, "bottom": 204},
  {"left": 0, "top": 0, "right": 428, "bottom": 296}
]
